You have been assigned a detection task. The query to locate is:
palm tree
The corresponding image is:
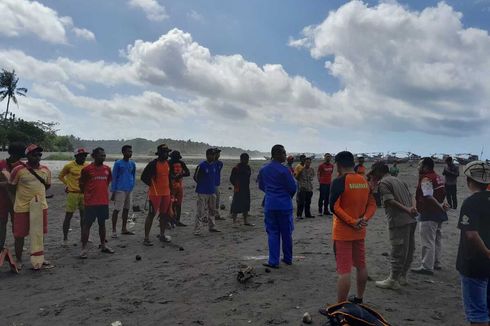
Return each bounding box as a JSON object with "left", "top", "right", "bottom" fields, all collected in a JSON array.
[{"left": 0, "top": 69, "right": 27, "bottom": 123}]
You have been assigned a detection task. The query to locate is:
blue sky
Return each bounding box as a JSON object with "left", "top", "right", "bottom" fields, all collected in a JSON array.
[{"left": 0, "top": 0, "right": 489, "bottom": 157}]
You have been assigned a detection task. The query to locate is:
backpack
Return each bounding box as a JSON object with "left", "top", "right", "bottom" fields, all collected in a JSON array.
[{"left": 324, "top": 302, "right": 391, "bottom": 326}]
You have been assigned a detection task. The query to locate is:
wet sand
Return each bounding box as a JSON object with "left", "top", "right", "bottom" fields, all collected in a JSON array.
[{"left": 0, "top": 160, "right": 467, "bottom": 325}]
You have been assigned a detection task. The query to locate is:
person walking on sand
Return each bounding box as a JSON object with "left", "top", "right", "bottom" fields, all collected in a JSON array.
[
  {"left": 368, "top": 162, "right": 418, "bottom": 290},
  {"left": 0, "top": 142, "right": 24, "bottom": 254},
  {"left": 141, "top": 144, "right": 173, "bottom": 245},
  {"left": 79, "top": 147, "right": 114, "bottom": 258},
  {"left": 110, "top": 145, "right": 136, "bottom": 238},
  {"left": 230, "top": 153, "right": 252, "bottom": 226},
  {"left": 258, "top": 144, "right": 297, "bottom": 268},
  {"left": 443, "top": 156, "right": 459, "bottom": 209},
  {"left": 318, "top": 153, "right": 334, "bottom": 216},
  {"left": 411, "top": 157, "right": 449, "bottom": 275},
  {"left": 59, "top": 148, "right": 89, "bottom": 246},
  {"left": 169, "top": 150, "right": 190, "bottom": 227},
  {"left": 295, "top": 157, "right": 315, "bottom": 219},
  {"left": 213, "top": 148, "right": 225, "bottom": 220},
  {"left": 10, "top": 144, "right": 52, "bottom": 270},
  {"left": 456, "top": 161, "right": 490, "bottom": 326},
  {"left": 193, "top": 148, "right": 221, "bottom": 235},
  {"left": 389, "top": 161, "right": 400, "bottom": 177},
  {"left": 324, "top": 151, "right": 376, "bottom": 306}
]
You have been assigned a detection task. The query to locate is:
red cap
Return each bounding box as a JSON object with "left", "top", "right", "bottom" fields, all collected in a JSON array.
[
  {"left": 25, "top": 144, "right": 43, "bottom": 155},
  {"left": 74, "top": 148, "right": 89, "bottom": 156}
]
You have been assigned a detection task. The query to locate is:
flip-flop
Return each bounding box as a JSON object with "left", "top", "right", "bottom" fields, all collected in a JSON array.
[
  {"left": 121, "top": 231, "right": 135, "bottom": 235},
  {"left": 80, "top": 250, "right": 88, "bottom": 259},
  {"left": 143, "top": 240, "right": 154, "bottom": 247},
  {"left": 244, "top": 223, "right": 255, "bottom": 226},
  {"left": 32, "top": 261, "right": 55, "bottom": 270},
  {"left": 101, "top": 246, "right": 115, "bottom": 254},
  {"left": 262, "top": 263, "right": 279, "bottom": 269}
]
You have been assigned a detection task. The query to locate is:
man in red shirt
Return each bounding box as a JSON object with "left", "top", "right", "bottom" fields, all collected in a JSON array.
[
  {"left": 317, "top": 153, "right": 334, "bottom": 216},
  {"left": 0, "top": 142, "right": 24, "bottom": 253},
  {"left": 79, "top": 147, "right": 114, "bottom": 258}
]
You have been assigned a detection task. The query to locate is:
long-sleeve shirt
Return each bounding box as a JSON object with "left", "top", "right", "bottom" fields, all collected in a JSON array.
[
  {"left": 330, "top": 172, "right": 377, "bottom": 241},
  {"left": 258, "top": 160, "right": 297, "bottom": 211},
  {"left": 111, "top": 159, "right": 136, "bottom": 192}
]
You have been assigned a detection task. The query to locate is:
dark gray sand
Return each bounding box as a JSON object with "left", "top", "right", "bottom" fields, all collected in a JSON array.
[{"left": 0, "top": 160, "right": 466, "bottom": 325}]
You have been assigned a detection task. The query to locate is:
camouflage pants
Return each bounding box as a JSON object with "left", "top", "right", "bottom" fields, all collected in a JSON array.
[{"left": 194, "top": 194, "right": 216, "bottom": 234}]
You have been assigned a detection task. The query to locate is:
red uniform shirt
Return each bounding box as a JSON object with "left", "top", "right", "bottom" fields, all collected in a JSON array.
[
  {"left": 80, "top": 163, "right": 112, "bottom": 206},
  {"left": 318, "top": 162, "right": 334, "bottom": 185}
]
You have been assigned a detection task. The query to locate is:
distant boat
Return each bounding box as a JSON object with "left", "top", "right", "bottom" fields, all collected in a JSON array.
[{"left": 455, "top": 153, "right": 479, "bottom": 165}]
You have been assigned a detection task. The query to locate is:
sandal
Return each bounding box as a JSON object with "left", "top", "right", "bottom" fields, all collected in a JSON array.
[
  {"left": 143, "top": 239, "right": 154, "bottom": 247},
  {"left": 262, "top": 263, "right": 279, "bottom": 269},
  {"left": 121, "top": 231, "right": 135, "bottom": 235},
  {"left": 80, "top": 250, "right": 88, "bottom": 259},
  {"left": 318, "top": 307, "right": 329, "bottom": 317},
  {"left": 101, "top": 246, "right": 115, "bottom": 254}
]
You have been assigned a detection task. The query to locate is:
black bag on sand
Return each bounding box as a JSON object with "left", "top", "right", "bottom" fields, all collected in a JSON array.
[{"left": 323, "top": 302, "right": 391, "bottom": 326}]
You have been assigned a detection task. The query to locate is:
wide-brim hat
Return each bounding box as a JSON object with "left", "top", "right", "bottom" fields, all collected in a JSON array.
[
  {"left": 155, "top": 144, "right": 172, "bottom": 155},
  {"left": 25, "top": 144, "right": 43, "bottom": 155},
  {"left": 464, "top": 161, "right": 490, "bottom": 184}
]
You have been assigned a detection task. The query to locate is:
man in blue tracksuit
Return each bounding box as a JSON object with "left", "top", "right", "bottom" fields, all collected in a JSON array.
[{"left": 258, "top": 144, "right": 297, "bottom": 268}]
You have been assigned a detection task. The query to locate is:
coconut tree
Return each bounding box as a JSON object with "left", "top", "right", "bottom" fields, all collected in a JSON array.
[{"left": 0, "top": 69, "right": 27, "bottom": 123}]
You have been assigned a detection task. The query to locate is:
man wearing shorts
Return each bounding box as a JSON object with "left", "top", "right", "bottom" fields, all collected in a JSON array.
[
  {"left": 0, "top": 142, "right": 24, "bottom": 253},
  {"left": 9, "top": 144, "right": 51, "bottom": 269},
  {"left": 193, "top": 148, "right": 220, "bottom": 235},
  {"left": 79, "top": 147, "right": 114, "bottom": 258},
  {"left": 329, "top": 151, "right": 376, "bottom": 303},
  {"left": 141, "top": 144, "right": 173, "bottom": 245},
  {"left": 456, "top": 161, "right": 490, "bottom": 326},
  {"left": 169, "top": 150, "right": 190, "bottom": 227},
  {"left": 111, "top": 145, "right": 136, "bottom": 238},
  {"left": 59, "top": 148, "right": 89, "bottom": 246}
]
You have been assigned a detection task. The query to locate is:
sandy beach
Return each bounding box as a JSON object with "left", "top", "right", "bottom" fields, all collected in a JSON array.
[{"left": 0, "top": 159, "right": 467, "bottom": 325}]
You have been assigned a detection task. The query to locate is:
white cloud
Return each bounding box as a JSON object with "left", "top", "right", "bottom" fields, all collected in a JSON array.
[
  {"left": 128, "top": 0, "right": 168, "bottom": 22},
  {"left": 290, "top": 1, "right": 490, "bottom": 135},
  {"left": 0, "top": 0, "right": 95, "bottom": 44},
  {"left": 73, "top": 28, "right": 96, "bottom": 41},
  {"left": 187, "top": 10, "right": 204, "bottom": 22},
  {"left": 13, "top": 97, "right": 63, "bottom": 122}
]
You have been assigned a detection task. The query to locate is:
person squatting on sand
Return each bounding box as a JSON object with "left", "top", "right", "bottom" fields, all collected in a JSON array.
[
  {"left": 111, "top": 145, "right": 136, "bottom": 238},
  {"left": 230, "top": 153, "right": 253, "bottom": 226},
  {"left": 9, "top": 144, "right": 52, "bottom": 270},
  {"left": 59, "top": 148, "right": 89, "bottom": 246},
  {"left": 317, "top": 153, "right": 334, "bottom": 216},
  {"left": 193, "top": 148, "right": 221, "bottom": 235},
  {"left": 456, "top": 161, "right": 490, "bottom": 326},
  {"left": 0, "top": 142, "right": 24, "bottom": 253},
  {"left": 169, "top": 150, "right": 190, "bottom": 227},
  {"left": 329, "top": 151, "right": 376, "bottom": 304},
  {"left": 443, "top": 156, "right": 460, "bottom": 209},
  {"left": 411, "top": 157, "right": 449, "bottom": 275},
  {"left": 141, "top": 144, "right": 173, "bottom": 245},
  {"left": 213, "top": 148, "right": 224, "bottom": 220},
  {"left": 295, "top": 157, "right": 315, "bottom": 219},
  {"left": 368, "top": 162, "right": 418, "bottom": 290},
  {"left": 79, "top": 147, "right": 114, "bottom": 258},
  {"left": 258, "top": 144, "right": 297, "bottom": 268}
]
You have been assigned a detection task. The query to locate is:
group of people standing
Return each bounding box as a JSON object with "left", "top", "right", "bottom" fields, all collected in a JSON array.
[
  {"left": 258, "top": 145, "right": 490, "bottom": 325},
  {"left": 0, "top": 142, "right": 255, "bottom": 267}
]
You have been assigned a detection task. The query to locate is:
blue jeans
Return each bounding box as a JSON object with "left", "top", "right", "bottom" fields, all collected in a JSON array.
[
  {"left": 461, "top": 274, "right": 490, "bottom": 323},
  {"left": 264, "top": 210, "right": 294, "bottom": 266}
]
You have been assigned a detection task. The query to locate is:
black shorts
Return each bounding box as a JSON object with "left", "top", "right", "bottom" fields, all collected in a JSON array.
[{"left": 84, "top": 205, "right": 109, "bottom": 226}]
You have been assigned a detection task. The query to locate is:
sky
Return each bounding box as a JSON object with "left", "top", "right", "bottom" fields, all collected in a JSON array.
[{"left": 0, "top": 0, "right": 489, "bottom": 157}]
